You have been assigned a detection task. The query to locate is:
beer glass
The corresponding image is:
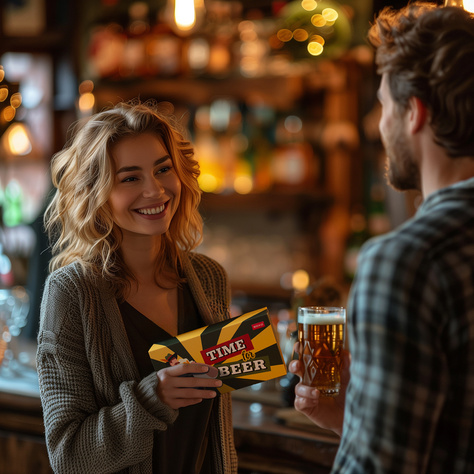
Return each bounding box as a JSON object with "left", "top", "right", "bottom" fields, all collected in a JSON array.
[{"left": 297, "top": 306, "right": 346, "bottom": 397}]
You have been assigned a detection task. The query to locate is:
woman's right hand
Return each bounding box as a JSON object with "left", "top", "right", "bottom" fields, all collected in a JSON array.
[{"left": 156, "top": 363, "right": 222, "bottom": 409}]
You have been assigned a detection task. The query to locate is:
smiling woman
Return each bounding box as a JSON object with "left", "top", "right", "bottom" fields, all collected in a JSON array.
[
  {"left": 108, "top": 134, "right": 182, "bottom": 241},
  {"left": 36, "top": 100, "right": 238, "bottom": 474}
]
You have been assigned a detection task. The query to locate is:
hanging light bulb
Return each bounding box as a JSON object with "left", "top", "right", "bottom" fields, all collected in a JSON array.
[
  {"left": 444, "top": 0, "right": 474, "bottom": 12},
  {"left": 165, "top": 0, "right": 206, "bottom": 35},
  {"left": 175, "top": 0, "right": 196, "bottom": 30},
  {"left": 464, "top": 0, "right": 474, "bottom": 11}
]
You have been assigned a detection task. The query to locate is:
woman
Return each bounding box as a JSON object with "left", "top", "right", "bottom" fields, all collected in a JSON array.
[{"left": 37, "top": 101, "right": 238, "bottom": 473}]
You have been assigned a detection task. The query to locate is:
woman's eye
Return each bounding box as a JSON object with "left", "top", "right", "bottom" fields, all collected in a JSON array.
[
  {"left": 156, "top": 166, "right": 171, "bottom": 174},
  {"left": 121, "top": 176, "right": 137, "bottom": 183}
]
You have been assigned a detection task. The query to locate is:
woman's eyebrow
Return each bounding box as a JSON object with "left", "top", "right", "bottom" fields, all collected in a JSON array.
[{"left": 116, "top": 155, "right": 171, "bottom": 174}]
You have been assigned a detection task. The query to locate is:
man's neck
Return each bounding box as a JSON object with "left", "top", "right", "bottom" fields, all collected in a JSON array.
[
  {"left": 417, "top": 131, "right": 474, "bottom": 198},
  {"left": 421, "top": 154, "right": 474, "bottom": 198}
]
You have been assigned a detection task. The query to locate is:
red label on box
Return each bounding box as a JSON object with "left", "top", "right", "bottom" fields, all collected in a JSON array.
[
  {"left": 201, "top": 334, "right": 254, "bottom": 365},
  {"left": 252, "top": 321, "right": 265, "bottom": 330}
]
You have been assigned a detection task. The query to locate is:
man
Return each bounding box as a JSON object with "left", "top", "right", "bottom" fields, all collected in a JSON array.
[{"left": 289, "top": 3, "right": 474, "bottom": 473}]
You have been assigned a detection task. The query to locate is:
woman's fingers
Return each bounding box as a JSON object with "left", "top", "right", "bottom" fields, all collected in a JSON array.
[{"left": 156, "top": 363, "right": 222, "bottom": 409}]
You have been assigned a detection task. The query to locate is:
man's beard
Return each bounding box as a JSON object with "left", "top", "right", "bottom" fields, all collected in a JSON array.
[{"left": 382, "top": 124, "right": 421, "bottom": 192}]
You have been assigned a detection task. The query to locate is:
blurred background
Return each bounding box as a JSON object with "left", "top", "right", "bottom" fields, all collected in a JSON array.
[
  {"left": 3, "top": 0, "right": 472, "bottom": 472},
  {"left": 1, "top": 0, "right": 444, "bottom": 338}
]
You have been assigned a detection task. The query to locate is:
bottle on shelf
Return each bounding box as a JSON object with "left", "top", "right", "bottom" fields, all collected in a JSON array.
[
  {"left": 86, "top": 6, "right": 127, "bottom": 79},
  {"left": 120, "top": 1, "right": 150, "bottom": 78},
  {"left": 2, "top": 180, "right": 23, "bottom": 228},
  {"left": 272, "top": 113, "right": 315, "bottom": 190},
  {"left": 145, "top": 10, "right": 184, "bottom": 77}
]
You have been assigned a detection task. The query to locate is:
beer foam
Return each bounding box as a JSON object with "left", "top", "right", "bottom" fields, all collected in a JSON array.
[{"left": 298, "top": 313, "right": 345, "bottom": 325}]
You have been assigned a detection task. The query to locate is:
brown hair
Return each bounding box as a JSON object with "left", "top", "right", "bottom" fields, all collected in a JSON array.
[
  {"left": 45, "top": 100, "right": 202, "bottom": 297},
  {"left": 368, "top": 2, "right": 474, "bottom": 157}
]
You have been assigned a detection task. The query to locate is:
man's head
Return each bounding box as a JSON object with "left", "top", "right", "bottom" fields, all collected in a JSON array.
[{"left": 368, "top": 2, "right": 474, "bottom": 158}]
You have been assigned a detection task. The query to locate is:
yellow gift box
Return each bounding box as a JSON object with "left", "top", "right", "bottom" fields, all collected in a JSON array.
[{"left": 148, "top": 307, "right": 287, "bottom": 393}]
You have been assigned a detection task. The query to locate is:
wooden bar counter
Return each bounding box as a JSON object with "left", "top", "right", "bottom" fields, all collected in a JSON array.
[
  {"left": 0, "top": 376, "right": 338, "bottom": 474},
  {"left": 232, "top": 388, "right": 339, "bottom": 474}
]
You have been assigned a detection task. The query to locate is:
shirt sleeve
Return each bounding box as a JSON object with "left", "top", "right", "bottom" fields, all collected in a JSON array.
[
  {"left": 36, "top": 274, "right": 178, "bottom": 474},
  {"left": 332, "top": 235, "right": 449, "bottom": 474}
]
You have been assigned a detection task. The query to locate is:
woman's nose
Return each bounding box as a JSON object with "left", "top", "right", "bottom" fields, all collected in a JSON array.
[{"left": 142, "top": 177, "right": 164, "bottom": 197}]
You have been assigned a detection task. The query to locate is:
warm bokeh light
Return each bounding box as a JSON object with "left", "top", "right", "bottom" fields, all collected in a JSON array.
[
  {"left": 2, "top": 105, "right": 16, "bottom": 122},
  {"left": 240, "top": 56, "right": 259, "bottom": 77},
  {"left": 277, "top": 29, "right": 293, "bottom": 42},
  {"left": 78, "top": 92, "right": 95, "bottom": 112},
  {"left": 174, "top": 0, "right": 196, "bottom": 30},
  {"left": 10, "top": 92, "right": 22, "bottom": 108},
  {"left": 78, "top": 80, "right": 94, "bottom": 95},
  {"left": 188, "top": 38, "right": 210, "bottom": 70},
  {"left": 293, "top": 29, "right": 309, "bottom": 42},
  {"left": 198, "top": 173, "right": 219, "bottom": 193},
  {"left": 301, "top": 0, "right": 317, "bottom": 11},
  {"left": 233, "top": 157, "right": 253, "bottom": 194},
  {"left": 240, "top": 28, "right": 258, "bottom": 42},
  {"left": 311, "top": 14, "right": 326, "bottom": 27},
  {"left": 234, "top": 175, "right": 253, "bottom": 194},
  {"left": 310, "top": 34, "right": 325, "bottom": 45},
  {"left": 322, "top": 8, "right": 338, "bottom": 21},
  {"left": 444, "top": 0, "right": 474, "bottom": 10},
  {"left": 292, "top": 269, "right": 310, "bottom": 291},
  {"left": 3, "top": 123, "right": 32, "bottom": 156},
  {"left": 0, "top": 87, "right": 8, "bottom": 102},
  {"left": 463, "top": 0, "right": 474, "bottom": 11},
  {"left": 308, "top": 41, "right": 324, "bottom": 56}
]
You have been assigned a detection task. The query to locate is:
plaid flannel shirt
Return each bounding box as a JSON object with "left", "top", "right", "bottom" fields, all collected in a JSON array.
[{"left": 332, "top": 177, "right": 474, "bottom": 474}]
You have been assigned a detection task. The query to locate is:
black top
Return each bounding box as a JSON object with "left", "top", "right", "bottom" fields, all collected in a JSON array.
[{"left": 119, "top": 283, "right": 215, "bottom": 474}]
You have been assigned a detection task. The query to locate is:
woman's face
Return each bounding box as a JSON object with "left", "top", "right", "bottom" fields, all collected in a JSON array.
[{"left": 108, "top": 133, "right": 181, "bottom": 242}]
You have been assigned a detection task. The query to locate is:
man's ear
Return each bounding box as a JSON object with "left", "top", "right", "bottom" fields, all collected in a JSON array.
[{"left": 408, "top": 96, "right": 428, "bottom": 134}]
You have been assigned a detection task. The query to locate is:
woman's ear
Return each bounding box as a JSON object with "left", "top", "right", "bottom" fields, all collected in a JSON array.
[{"left": 408, "top": 96, "right": 428, "bottom": 134}]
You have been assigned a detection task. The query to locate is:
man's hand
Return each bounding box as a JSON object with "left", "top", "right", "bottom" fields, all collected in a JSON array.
[{"left": 288, "top": 348, "right": 351, "bottom": 436}]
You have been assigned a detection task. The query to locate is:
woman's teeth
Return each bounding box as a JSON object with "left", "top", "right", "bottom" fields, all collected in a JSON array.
[{"left": 137, "top": 204, "right": 165, "bottom": 215}]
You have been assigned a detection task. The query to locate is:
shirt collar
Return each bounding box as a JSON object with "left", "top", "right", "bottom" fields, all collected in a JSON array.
[{"left": 417, "top": 176, "right": 474, "bottom": 216}]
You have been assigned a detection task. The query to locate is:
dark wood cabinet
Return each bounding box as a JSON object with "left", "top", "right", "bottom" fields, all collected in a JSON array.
[
  {"left": 0, "top": 384, "right": 339, "bottom": 474},
  {"left": 0, "top": 391, "right": 52, "bottom": 474}
]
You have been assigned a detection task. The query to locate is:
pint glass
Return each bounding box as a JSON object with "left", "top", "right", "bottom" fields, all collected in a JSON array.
[{"left": 297, "top": 306, "right": 346, "bottom": 397}]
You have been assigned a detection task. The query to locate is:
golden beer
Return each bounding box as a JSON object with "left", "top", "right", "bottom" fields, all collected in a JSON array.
[{"left": 297, "top": 307, "right": 345, "bottom": 397}]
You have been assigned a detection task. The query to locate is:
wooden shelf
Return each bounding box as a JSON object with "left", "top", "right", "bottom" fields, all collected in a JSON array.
[
  {"left": 200, "top": 190, "right": 333, "bottom": 214},
  {"left": 93, "top": 75, "right": 307, "bottom": 110},
  {"left": 231, "top": 282, "right": 292, "bottom": 302}
]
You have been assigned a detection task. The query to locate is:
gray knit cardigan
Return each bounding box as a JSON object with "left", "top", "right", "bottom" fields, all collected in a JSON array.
[{"left": 37, "top": 252, "right": 238, "bottom": 474}]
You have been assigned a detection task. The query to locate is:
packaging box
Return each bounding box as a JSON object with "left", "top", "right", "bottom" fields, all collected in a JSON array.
[{"left": 149, "top": 307, "right": 287, "bottom": 393}]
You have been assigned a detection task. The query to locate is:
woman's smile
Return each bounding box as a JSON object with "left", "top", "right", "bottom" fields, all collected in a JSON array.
[{"left": 135, "top": 201, "right": 168, "bottom": 217}]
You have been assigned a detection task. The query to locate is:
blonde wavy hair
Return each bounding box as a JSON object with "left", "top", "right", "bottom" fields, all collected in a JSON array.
[{"left": 45, "top": 100, "right": 203, "bottom": 297}]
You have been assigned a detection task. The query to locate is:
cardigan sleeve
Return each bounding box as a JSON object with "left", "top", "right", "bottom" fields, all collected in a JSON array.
[{"left": 37, "top": 271, "right": 178, "bottom": 474}]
